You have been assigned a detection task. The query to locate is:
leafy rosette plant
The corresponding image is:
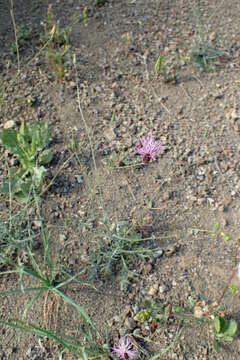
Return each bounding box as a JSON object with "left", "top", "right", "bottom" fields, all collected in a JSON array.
[{"left": 1, "top": 120, "right": 52, "bottom": 202}]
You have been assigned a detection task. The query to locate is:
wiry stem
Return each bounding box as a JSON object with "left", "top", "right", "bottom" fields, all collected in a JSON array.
[{"left": 9, "top": 0, "right": 20, "bottom": 74}]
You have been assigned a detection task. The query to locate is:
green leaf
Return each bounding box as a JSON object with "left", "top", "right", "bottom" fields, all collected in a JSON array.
[
  {"left": 214, "top": 316, "right": 230, "bottom": 335},
  {"left": 221, "top": 232, "right": 231, "bottom": 241},
  {"left": 213, "top": 223, "right": 220, "bottom": 233},
  {"left": 32, "top": 166, "right": 46, "bottom": 187},
  {"left": 213, "top": 339, "right": 220, "bottom": 352},
  {"left": 19, "top": 120, "right": 29, "bottom": 143},
  {"left": 172, "top": 306, "right": 185, "bottom": 313},
  {"left": 229, "top": 284, "right": 238, "bottom": 295},
  {"left": 1, "top": 129, "right": 24, "bottom": 159},
  {"left": 224, "top": 319, "right": 238, "bottom": 338},
  {"left": 214, "top": 316, "right": 221, "bottom": 333},
  {"left": 38, "top": 149, "right": 53, "bottom": 165},
  {"left": 52, "top": 288, "right": 93, "bottom": 328},
  {"left": 221, "top": 335, "right": 234, "bottom": 342},
  {"left": 154, "top": 55, "right": 165, "bottom": 78}
]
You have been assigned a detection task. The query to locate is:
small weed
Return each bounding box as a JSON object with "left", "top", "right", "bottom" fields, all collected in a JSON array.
[
  {"left": 190, "top": 36, "right": 223, "bottom": 72},
  {"left": 154, "top": 54, "right": 180, "bottom": 84},
  {"left": 47, "top": 46, "right": 70, "bottom": 80},
  {"left": 88, "top": 221, "right": 157, "bottom": 290},
  {"left": 189, "top": 6, "right": 224, "bottom": 72},
  {"left": 1, "top": 120, "right": 52, "bottom": 202},
  {"left": 11, "top": 24, "right": 32, "bottom": 54},
  {"left": 40, "top": 5, "right": 72, "bottom": 79},
  {"left": 83, "top": 6, "right": 88, "bottom": 27},
  {"left": 0, "top": 214, "right": 33, "bottom": 269},
  {"left": 213, "top": 315, "right": 238, "bottom": 351},
  {"left": 137, "top": 298, "right": 238, "bottom": 356},
  {"left": 40, "top": 5, "right": 71, "bottom": 48}
]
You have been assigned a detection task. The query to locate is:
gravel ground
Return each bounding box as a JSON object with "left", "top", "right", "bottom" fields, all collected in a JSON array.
[{"left": 1, "top": 0, "right": 240, "bottom": 359}]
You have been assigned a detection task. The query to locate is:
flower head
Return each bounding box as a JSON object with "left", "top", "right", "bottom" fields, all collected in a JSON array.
[
  {"left": 112, "top": 336, "right": 138, "bottom": 359},
  {"left": 136, "top": 133, "right": 164, "bottom": 163}
]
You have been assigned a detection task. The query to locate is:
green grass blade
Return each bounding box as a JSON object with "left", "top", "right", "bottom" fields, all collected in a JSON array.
[
  {"left": 51, "top": 287, "right": 93, "bottom": 328},
  {"left": 54, "top": 270, "right": 85, "bottom": 290},
  {"left": 27, "top": 248, "right": 43, "bottom": 278},
  {"left": 22, "top": 289, "right": 44, "bottom": 320},
  {"left": 0, "top": 319, "right": 80, "bottom": 356}
]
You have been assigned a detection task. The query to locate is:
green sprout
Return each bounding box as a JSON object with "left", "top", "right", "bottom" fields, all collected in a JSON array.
[{"left": 1, "top": 120, "right": 52, "bottom": 202}]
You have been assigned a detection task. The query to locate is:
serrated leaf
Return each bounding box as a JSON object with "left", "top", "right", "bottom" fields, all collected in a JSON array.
[{"left": 39, "top": 149, "right": 53, "bottom": 165}]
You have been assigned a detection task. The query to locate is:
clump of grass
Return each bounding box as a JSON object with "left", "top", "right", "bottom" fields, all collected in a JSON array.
[
  {"left": 1, "top": 120, "right": 52, "bottom": 202},
  {"left": 0, "top": 197, "right": 111, "bottom": 358},
  {"left": 189, "top": 35, "right": 224, "bottom": 72},
  {"left": 88, "top": 221, "right": 157, "bottom": 290},
  {"left": 0, "top": 319, "right": 110, "bottom": 359}
]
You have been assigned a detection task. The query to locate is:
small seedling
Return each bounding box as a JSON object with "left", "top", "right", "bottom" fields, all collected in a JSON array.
[
  {"left": 154, "top": 54, "right": 180, "bottom": 84},
  {"left": 1, "top": 120, "right": 52, "bottom": 202},
  {"left": 213, "top": 222, "right": 220, "bottom": 234},
  {"left": 229, "top": 284, "right": 238, "bottom": 295},
  {"left": 189, "top": 32, "right": 224, "bottom": 72},
  {"left": 213, "top": 315, "right": 238, "bottom": 351},
  {"left": 0, "top": 214, "right": 33, "bottom": 269},
  {"left": 11, "top": 24, "right": 32, "bottom": 53},
  {"left": 40, "top": 5, "right": 71, "bottom": 47},
  {"left": 88, "top": 221, "right": 156, "bottom": 289},
  {"left": 47, "top": 46, "right": 69, "bottom": 79},
  {"left": 221, "top": 232, "right": 231, "bottom": 242},
  {"left": 40, "top": 5, "right": 72, "bottom": 79},
  {"left": 83, "top": 6, "right": 88, "bottom": 27},
  {"left": 154, "top": 55, "right": 166, "bottom": 79}
]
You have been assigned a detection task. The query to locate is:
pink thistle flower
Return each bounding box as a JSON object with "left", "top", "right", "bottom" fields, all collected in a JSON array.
[
  {"left": 136, "top": 133, "right": 164, "bottom": 164},
  {"left": 112, "top": 336, "right": 138, "bottom": 359}
]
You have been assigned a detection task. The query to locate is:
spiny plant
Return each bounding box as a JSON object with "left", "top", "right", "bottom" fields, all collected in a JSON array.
[
  {"left": 88, "top": 221, "right": 159, "bottom": 290},
  {"left": 0, "top": 212, "right": 34, "bottom": 269},
  {"left": 1, "top": 119, "right": 52, "bottom": 202}
]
